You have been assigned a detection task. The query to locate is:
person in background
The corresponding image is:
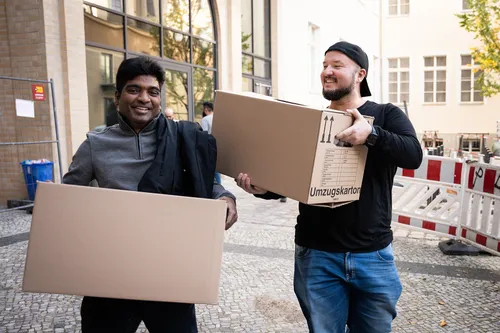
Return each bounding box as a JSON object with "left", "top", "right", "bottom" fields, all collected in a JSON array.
[
  {"left": 164, "top": 107, "right": 176, "bottom": 120},
  {"left": 200, "top": 102, "right": 214, "bottom": 132},
  {"left": 200, "top": 101, "right": 221, "bottom": 184}
]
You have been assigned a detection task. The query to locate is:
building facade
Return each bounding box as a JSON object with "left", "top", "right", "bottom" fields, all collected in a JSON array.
[
  {"left": 0, "top": 0, "right": 382, "bottom": 205},
  {"left": 381, "top": 0, "right": 500, "bottom": 153},
  {"left": 4, "top": 0, "right": 498, "bottom": 205},
  {"left": 272, "top": 0, "right": 381, "bottom": 108}
]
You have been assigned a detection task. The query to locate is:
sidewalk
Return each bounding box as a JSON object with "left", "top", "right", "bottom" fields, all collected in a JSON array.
[{"left": 0, "top": 179, "right": 499, "bottom": 332}]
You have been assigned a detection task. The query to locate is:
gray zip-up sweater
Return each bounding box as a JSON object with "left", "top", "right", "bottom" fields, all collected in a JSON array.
[{"left": 63, "top": 114, "right": 235, "bottom": 201}]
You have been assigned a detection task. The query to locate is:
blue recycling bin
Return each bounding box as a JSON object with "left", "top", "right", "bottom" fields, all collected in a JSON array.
[{"left": 20, "top": 160, "right": 54, "bottom": 201}]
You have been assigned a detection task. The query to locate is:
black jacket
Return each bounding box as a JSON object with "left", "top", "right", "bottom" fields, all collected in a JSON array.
[{"left": 138, "top": 116, "right": 217, "bottom": 199}]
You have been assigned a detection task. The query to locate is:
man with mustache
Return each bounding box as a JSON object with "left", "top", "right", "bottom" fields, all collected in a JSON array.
[
  {"left": 236, "top": 41, "right": 422, "bottom": 333},
  {"left": 64, "top": 56, "right": 237, "bottom": 332}
]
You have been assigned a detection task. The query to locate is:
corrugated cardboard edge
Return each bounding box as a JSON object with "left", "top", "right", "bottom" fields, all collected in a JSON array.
[
  {"left": 206, "top": 203, "right": 226, "bottom": 304},
  {"left": 22, "top": 182, "right": 227, "bottom": 304},
  {"left": 312, "top": 200, "right": 354, "bottom": 209},
  {"left": 21, "top": 186, "right": 40, "bottom": 293}
]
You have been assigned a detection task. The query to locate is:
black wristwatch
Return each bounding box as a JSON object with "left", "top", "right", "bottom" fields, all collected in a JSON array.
[{"left": 364, "top": 126, "right": 378, "bottom": 147}]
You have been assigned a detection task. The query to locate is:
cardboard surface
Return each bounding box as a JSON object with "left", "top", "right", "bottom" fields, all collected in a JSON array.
[
  {"left": 212, "top": 91, "right": 373, "bottom": 206},
  {"left": 22, "top": 183, "right": 227, "bottom": 304}
]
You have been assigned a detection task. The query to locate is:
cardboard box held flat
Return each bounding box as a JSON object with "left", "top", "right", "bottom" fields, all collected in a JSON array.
[
  {"left": 212, "top": 91, "right": 374, "bottom": 207},
  {"left": 22, "top": 182, "right": 227, "bottom": 304}
]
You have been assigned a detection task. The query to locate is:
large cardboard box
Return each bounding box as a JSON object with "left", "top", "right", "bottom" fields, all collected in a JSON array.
[
  {"left": 22, "top": 182, "right": 227, "bottom": 304},
  {"left": 212, "top": 91, "right": 373, "bottom": 207}
]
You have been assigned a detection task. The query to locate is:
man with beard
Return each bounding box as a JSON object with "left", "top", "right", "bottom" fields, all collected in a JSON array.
[{"left": 236, "top": 41, "right": 422, "bottom": 333}]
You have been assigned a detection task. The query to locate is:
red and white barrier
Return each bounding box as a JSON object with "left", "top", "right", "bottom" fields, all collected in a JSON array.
[
  {"left": 393, "top": 157, "right": 499, "bottom": 255},
  {"left": 467, "top": 164, "right": 500, "bottom": 196},
  {"left": 392, "top": 214, "right": 458, "bottom": 236},
  {"left": 396, "top": 155, "right": 463, "bottom": 184},
  {"left": 393, "top": 156, "right": 463, "bottom": 239},
  {"left": 459, "top": 163, "right": 500, "bottom": 254}
]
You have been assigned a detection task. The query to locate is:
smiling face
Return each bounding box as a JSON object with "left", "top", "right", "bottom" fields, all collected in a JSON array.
[
  {"left": 321, "top": 51, "right": 366, "bottom": 101},
  {"left": 115, "top": 75, "right": 161, "bottom": 133}
]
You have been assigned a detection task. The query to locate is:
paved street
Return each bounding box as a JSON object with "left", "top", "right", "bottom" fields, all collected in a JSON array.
[{"left": 1, "top": 178, "right": 499, "bottom": 332}]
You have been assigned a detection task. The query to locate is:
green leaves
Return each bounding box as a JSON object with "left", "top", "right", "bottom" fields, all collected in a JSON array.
[{"left": 457, "top": 0, "right": 500, "bottom": 97}]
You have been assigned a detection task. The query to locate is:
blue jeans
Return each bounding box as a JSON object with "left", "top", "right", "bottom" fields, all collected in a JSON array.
[
  {"left": 215, "top": 172, "right": 221, "bottom": 184},
  {"left": 294, "top": 244, "right": 402, "bottom": 333}
]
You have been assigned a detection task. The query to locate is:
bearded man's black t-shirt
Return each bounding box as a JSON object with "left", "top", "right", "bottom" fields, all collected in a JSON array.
[{"left": 258, "top": 101, "right": 423, "bottom": 252}]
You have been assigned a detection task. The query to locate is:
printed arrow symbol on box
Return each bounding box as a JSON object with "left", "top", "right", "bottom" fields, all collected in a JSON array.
[
  {"left": 321, "top": 116, "right": 328, "bottom": 143},
  {"left": 327, "top": 116, "right": 334, "bottom": 143}
]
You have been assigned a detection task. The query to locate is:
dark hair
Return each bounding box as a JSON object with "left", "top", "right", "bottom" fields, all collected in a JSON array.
[
  {"left": 115, "top": 56, "right": 165, "bottom": 94},
  {"left": 203, "top": 101, "right": 214, "bottom": 111}
]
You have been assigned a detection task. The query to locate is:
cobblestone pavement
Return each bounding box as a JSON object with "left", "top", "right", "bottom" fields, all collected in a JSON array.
[{"left": 0, "top": 178, "right": 499, "bottom": 332}]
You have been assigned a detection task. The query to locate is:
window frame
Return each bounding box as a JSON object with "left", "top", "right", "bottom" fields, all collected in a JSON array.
[
  {"left": 423, "top": 55, "right": 447, "bottom": 105},
  {"left": 241, "top": 0, "right": 272, "bottom": 94},
  {"left": 388, "top": 0, "right": 410, "bottom": 17},
  {"left": 462, "top": 0, "right": 472, "bottom": 11},
  {"left": 387, "top": 57, "right": 410, "bottom": 105},
  {"left": 461, "top": 138, "right": 481, "bottom": 152},
  {"left": 100, "top": 53, "right": 113, "bottom": 84},
  {"left": 83, "top": 0, "right": 219, "bottom": 127},
  {"left": 460, "top": 54, "right": 484, "bottom": 104},
  {"left": 83, "top": 0, "right": 218, "bottom": 73}
]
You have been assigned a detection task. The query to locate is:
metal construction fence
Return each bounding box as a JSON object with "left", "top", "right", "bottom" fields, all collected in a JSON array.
[{"left": 0, "top": 75, "right": 62, "bottom": 213}]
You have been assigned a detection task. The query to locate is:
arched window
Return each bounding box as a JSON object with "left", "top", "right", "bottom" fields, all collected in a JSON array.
[{"left": 84, "top": 0, "right": 217, "bottom": 129}]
